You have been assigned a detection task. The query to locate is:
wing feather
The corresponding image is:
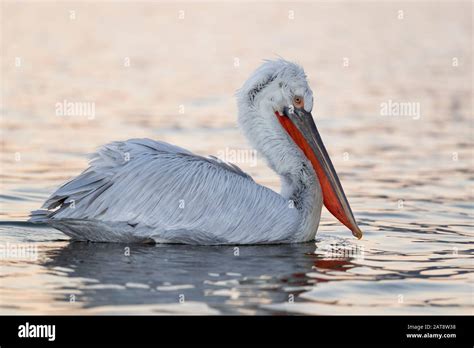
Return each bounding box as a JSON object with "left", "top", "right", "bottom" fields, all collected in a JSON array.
[{"left": 30, "top": 139, "right": 299, "bottom": 244}]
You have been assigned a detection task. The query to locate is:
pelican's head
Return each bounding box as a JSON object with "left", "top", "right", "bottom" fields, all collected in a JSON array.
[
  {"left": 238, "top": 59, "right": 314, "bottom": 117},
  {"left": 237, "top": 59, "right": 363, "bottom": 239}
]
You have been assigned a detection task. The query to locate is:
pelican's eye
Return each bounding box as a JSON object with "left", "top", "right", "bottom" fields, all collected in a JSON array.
[{"left": 293, "top": 96, "right": 304, "bottom": 108}]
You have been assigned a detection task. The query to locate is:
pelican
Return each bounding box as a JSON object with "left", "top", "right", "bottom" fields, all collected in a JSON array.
[{"left": 30, "top": 59, "right": 363, "bottom": 244}]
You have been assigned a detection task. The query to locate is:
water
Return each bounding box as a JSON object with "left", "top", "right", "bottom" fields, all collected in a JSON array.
[{"left": 1, "top": 1, "right": 472, "bottom": 315}]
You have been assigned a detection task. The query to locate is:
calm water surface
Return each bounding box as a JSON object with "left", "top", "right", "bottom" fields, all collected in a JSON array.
[{"left": 1, "top": 2, "right": 473, "bottom": 315}]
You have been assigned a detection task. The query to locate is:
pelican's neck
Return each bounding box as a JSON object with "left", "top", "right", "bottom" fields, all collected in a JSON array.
[
  {"left": 279, "top": 162, "right": 323, "bottom": 241},
  {"left": 238, "top": 101, "right": 323, "bottom": 241}
]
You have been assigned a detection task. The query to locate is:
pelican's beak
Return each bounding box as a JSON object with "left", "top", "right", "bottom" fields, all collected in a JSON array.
[{"left": 277, "top": 106, "right": 363, "bottom": 239}]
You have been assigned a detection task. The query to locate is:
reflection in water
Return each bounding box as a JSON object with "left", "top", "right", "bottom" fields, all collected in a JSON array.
[
  {"left": 42, "top": 240, "right": 319, "bottom": 314},
  {"left": 0, "top": 222, "right": 471, "bottom": 315}
]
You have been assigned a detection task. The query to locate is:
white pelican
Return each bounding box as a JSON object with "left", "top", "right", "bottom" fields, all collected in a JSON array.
[{"left": 30, "top": 59, "right": 363, "bottom": 244}]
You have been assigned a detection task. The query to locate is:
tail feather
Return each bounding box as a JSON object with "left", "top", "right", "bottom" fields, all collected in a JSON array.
[{"left": 29, "top": 209, "right": 52, "bottom": 224}]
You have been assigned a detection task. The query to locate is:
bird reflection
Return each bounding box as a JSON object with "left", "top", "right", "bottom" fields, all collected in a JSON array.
[{"left": 41, "top": 241, "right": 357, "bottom": 314}]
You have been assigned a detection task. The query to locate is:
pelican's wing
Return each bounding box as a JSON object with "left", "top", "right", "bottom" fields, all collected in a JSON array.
[{"left": 30, "top": 139, "right": 299, "bottom": 244}]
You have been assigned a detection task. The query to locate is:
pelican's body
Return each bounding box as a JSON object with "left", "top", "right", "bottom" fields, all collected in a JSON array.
[{"left": 30, "top": 59, "right": 362, "bottom": 244}]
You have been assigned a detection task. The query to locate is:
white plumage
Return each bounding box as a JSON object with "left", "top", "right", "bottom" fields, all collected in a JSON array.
[
  {"left": 31, "top": 138, "right": 301, "bottom": 244},
  {"left": 30, "top": 59, "right": 362, "bottom": 244}
]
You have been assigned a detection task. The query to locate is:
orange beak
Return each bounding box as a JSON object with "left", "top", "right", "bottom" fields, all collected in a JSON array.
[{"left": 276, "top": 107, "right": 363, "bottom": 239}]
